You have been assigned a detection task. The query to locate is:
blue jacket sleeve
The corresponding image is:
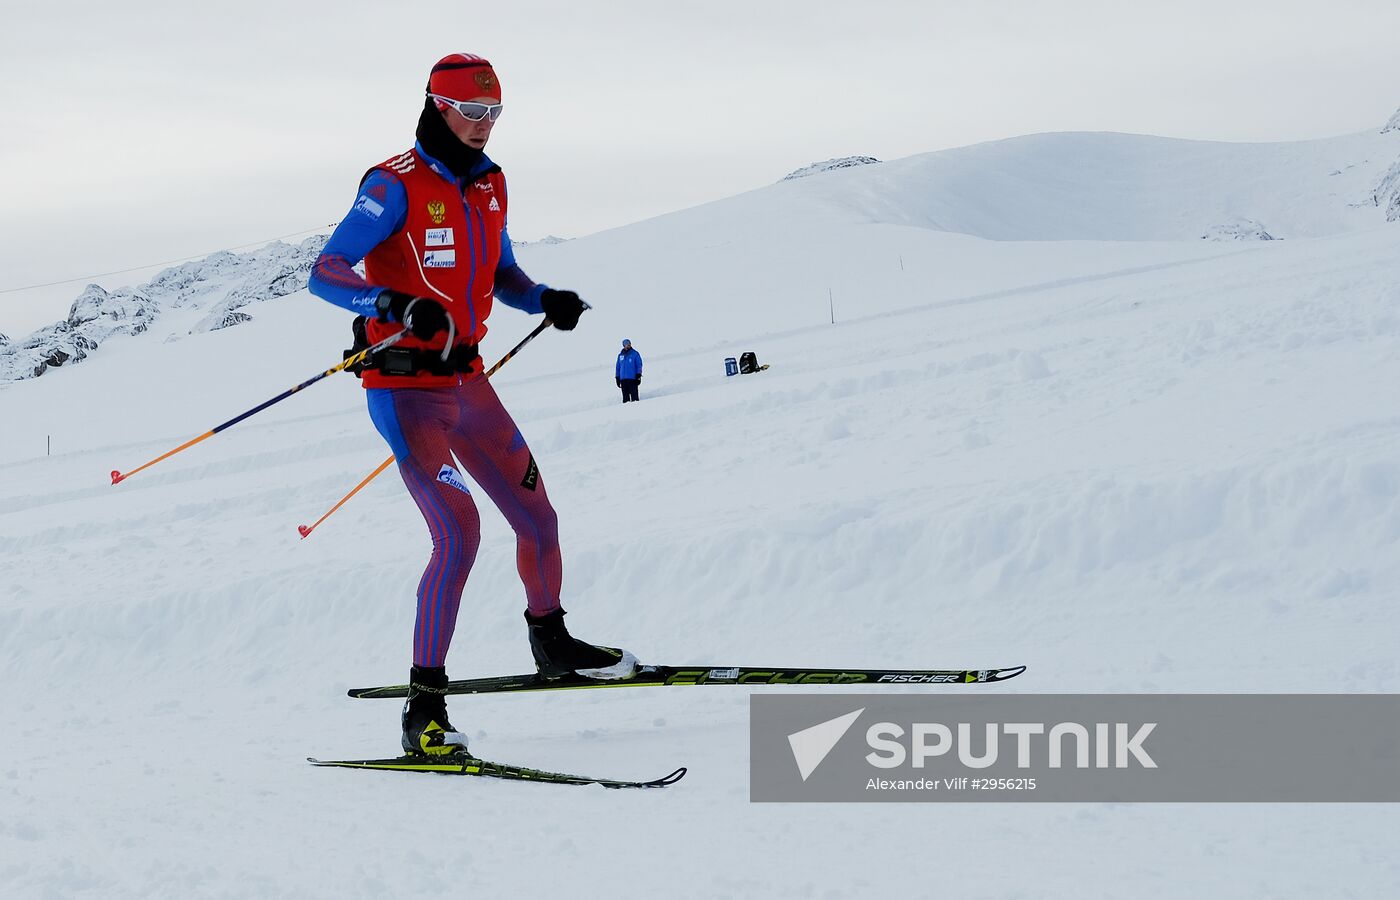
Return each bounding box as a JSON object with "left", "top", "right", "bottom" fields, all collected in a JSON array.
[
  {"left": 493, "top": 224, "right": 547, "bottom": 314},
  {"left": 308, "top": 171, "right": 409, "bottom": 316}
]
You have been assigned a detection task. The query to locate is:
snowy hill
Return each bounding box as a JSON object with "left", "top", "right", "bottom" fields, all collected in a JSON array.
[
  {"left": 777, "top": 127, "right": 1400, "bottom": 241},
  {"left": 1, "top": 118, "right": 1399, "bottom": 897},
  {"left": 504, "top": 122, "right": 1400, "bottom": 382}
]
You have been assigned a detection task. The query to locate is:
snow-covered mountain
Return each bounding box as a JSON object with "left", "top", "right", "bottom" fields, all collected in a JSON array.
[
  {"left": 514, "top": 234, "right": 571, "bottom": 247},
  {"left": 2, "top": 115, "right": 1398, "bottom": 897},
  {"left": 1373, "top": 160, "right": 1400, "bottom": 222},
  {"left": 781, "top": 155, "right": 882, "bottom": 180},
  {"left": 0, "top": 236, "right": 326, "bottom": 382},
  {"left": 1200, "top": 216, "right": 1276, "bottom": 241}
]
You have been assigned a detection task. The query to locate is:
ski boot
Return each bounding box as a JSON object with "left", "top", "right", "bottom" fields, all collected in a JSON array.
[
  {"left": 526, "top": 608, "right": 638, "bottom": 680},
  {"left": 401, "top": 665, "right": 470, "bottom": 757}
]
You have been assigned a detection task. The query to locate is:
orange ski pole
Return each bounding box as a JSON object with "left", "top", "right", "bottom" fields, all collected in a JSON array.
[
  {"left": 296, "top": 455, "right": 396, "bottom": 539},
  {"left": 111, "top": 330, "right": 407, "bottom": 485}
]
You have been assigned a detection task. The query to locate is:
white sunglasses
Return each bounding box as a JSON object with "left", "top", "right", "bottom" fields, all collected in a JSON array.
[{"left": 429, "top": 94, "right": 503, "bottom": 122}]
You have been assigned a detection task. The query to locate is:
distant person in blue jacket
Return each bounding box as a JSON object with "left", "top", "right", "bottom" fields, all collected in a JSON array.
[{"left": 615, "top": 339, "right": 643, "bottom": 402}]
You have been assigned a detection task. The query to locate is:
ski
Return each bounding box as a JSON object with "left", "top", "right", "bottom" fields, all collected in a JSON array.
[
  {"left": 307, "top": 754, "right": 686, "bottom": 789},
  {"left": 348, "top": 664, "right": 1027, "bottom": 699}
]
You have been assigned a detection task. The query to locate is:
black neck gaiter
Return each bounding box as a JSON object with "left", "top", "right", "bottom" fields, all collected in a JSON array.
[{"left": 415, "top": 98, "right": 485, "bottom": 179}]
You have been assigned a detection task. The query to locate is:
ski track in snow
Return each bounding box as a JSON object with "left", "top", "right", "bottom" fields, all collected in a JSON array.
[{"left": 2, "top": 172, "right": 1400, "bottom": 895}]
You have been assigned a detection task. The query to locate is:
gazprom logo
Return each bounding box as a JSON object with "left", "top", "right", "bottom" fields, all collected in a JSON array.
[
  {"left": 353, "top": 195, "right": 385, "bottom": 219},
  {"left": 436, "top": 465, "right": 470, "bottom": 495}
]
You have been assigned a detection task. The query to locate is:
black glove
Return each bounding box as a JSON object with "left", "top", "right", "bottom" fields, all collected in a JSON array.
[
  {"left": 377, "top": 289, "right": 449, "bottom": 340},
  {"left": 616, "top": 377, "right": 621, "bottom": 387},
  {"left": 636, "top": 375, "right": 641, "bottom": 383},
  {"left": 540, "top": 288, "right": 587, "bottom": 331}
]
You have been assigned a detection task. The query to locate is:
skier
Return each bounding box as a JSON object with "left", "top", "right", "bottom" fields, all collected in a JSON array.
[
  {"left": 615, "top": 338, "right": 643, "bottom": 402},
  {"left": 308, "top": 53, "right": 637, "bottom": 758}
]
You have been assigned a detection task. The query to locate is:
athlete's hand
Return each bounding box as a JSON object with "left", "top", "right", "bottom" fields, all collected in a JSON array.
[
  {"left": 541, "top": 289, "right": 588, "bottom": 331},
  {"left": 377, "top": 290, "right": 449, "bottom": 340}
]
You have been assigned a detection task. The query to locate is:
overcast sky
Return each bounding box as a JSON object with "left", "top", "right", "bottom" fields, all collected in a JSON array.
[{"left": 3, "top": 0, "right": 1400, "bottom": 335}]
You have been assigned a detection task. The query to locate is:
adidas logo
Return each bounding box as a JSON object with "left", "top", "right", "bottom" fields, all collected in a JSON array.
[{"left": 488, "top": 197, "right": 500, "bottom": 212}]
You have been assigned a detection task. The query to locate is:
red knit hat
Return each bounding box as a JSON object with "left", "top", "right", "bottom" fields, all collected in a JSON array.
[{"left": 427, "top": 53, "right": 501, "bottom": 103}]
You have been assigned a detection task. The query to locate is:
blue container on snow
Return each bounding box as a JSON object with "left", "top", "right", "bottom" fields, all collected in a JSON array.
[{"left": 724, "top": 357, "right": 738, "bottom": 377}]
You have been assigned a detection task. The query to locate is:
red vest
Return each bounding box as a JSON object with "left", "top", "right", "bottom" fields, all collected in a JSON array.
[{"left": 362, "top": 148, "right": 509, "bottom": 388}]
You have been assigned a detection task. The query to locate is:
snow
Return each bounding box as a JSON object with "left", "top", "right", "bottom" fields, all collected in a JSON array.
[{"left": 1, "top": 122, "right": 1399, "bottom": 897}]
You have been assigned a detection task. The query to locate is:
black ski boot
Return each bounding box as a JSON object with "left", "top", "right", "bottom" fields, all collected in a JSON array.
[
  {"left": 401, "top": 665, "right": 470, "bottom": 757},
  {"left": 526, "top": 608, "right": 638, "bottom": 680}
]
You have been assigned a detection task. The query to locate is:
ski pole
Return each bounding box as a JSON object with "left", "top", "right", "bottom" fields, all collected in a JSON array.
[
  {"left": 111, "top": 330, "right": 407, "bottom": 485},
  {"left": 296, "top": 318, "right": 554, "bottom": 539},
  {"left": 297, "top": 455, "right": 396, "bottom": 538}
]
